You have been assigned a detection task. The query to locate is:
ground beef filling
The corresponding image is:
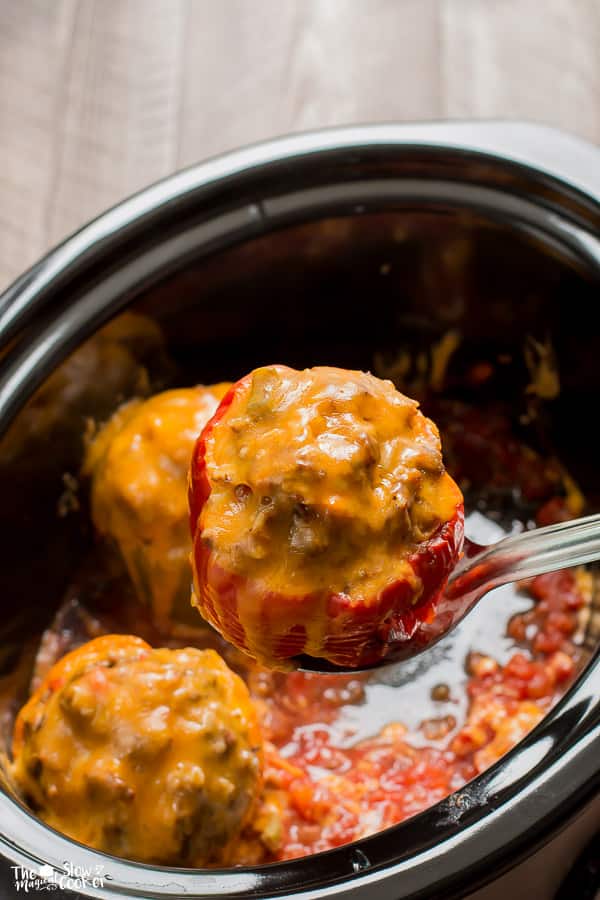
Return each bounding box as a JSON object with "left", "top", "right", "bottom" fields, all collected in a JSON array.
[
  {"left": 201, "top": 366, "right": 461, "bottom": 598},
  {"left": 11, "top": 636, "right": 263, "bottom": 866}
]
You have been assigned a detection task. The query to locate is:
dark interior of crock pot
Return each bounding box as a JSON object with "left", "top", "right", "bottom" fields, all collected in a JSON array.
[{"left": 0, "top": 204, "right": 598, "bottom": 880}]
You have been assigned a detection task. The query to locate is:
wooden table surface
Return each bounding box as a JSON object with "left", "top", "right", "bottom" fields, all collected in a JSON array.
[{"left": 1, "top": 0, "right": 599, "bottom": 290}]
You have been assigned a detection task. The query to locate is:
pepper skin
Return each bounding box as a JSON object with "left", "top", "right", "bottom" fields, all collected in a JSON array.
[{"left": 189, "top": 366, "right": 464, "bottom": 668}]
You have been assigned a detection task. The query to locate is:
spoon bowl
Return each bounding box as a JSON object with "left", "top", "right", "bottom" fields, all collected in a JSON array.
[{"left": 294, "top": 512, "right": 600, "bottom": 674}]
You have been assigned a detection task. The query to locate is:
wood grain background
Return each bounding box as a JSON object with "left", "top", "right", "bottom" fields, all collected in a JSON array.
[{"left": 1, "top": 0, "right": 599, "bottom": 289}]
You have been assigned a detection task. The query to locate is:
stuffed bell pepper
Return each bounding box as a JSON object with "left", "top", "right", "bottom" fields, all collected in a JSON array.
[{"left": 189, "top": 366, "right": 464, "bottom": 668}]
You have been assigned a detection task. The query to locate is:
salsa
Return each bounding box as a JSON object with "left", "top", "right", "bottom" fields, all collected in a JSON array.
[{"left": 234, "top": 567, "right": 584, "bottom": 861}]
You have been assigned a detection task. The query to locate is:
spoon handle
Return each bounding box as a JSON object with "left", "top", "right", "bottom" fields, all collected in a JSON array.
[{"left": 448, "top": 512, "right": 600, "bottom": 599}]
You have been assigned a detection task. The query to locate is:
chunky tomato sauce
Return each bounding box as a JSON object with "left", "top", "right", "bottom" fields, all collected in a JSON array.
[{"left": 235, "top": 568, "right": 584, "bottom": 862}]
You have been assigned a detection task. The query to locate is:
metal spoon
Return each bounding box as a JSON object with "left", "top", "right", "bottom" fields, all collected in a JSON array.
[{"left": 294, "top": 512, "right": 600, "bottom": 674}]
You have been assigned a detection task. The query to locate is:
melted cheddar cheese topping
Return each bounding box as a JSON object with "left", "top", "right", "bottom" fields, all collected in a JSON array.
[
  {"left": 201, "top": 366, "right": 461, "bottom": 600},
  {"left": 11, "top": 635, "right": 262, "bottom": 866},
  {"left": 84, "top": 384, "right": 230, "bottom": 627}
]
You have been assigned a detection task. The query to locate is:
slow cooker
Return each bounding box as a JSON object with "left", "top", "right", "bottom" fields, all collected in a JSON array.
[{"left": 0, "top": 122, "right": 598, "bottom": 899}]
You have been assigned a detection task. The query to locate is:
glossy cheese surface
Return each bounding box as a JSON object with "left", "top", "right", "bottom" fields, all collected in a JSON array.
[
  {"left": 11, "top": 635, "right": 263, "bottom": 866},
  {"left": 85, "top": 384, "right": 230, "bottom": 626},
  {"left": 191, "top": 366, "right": 463, "bottom": 666}
]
